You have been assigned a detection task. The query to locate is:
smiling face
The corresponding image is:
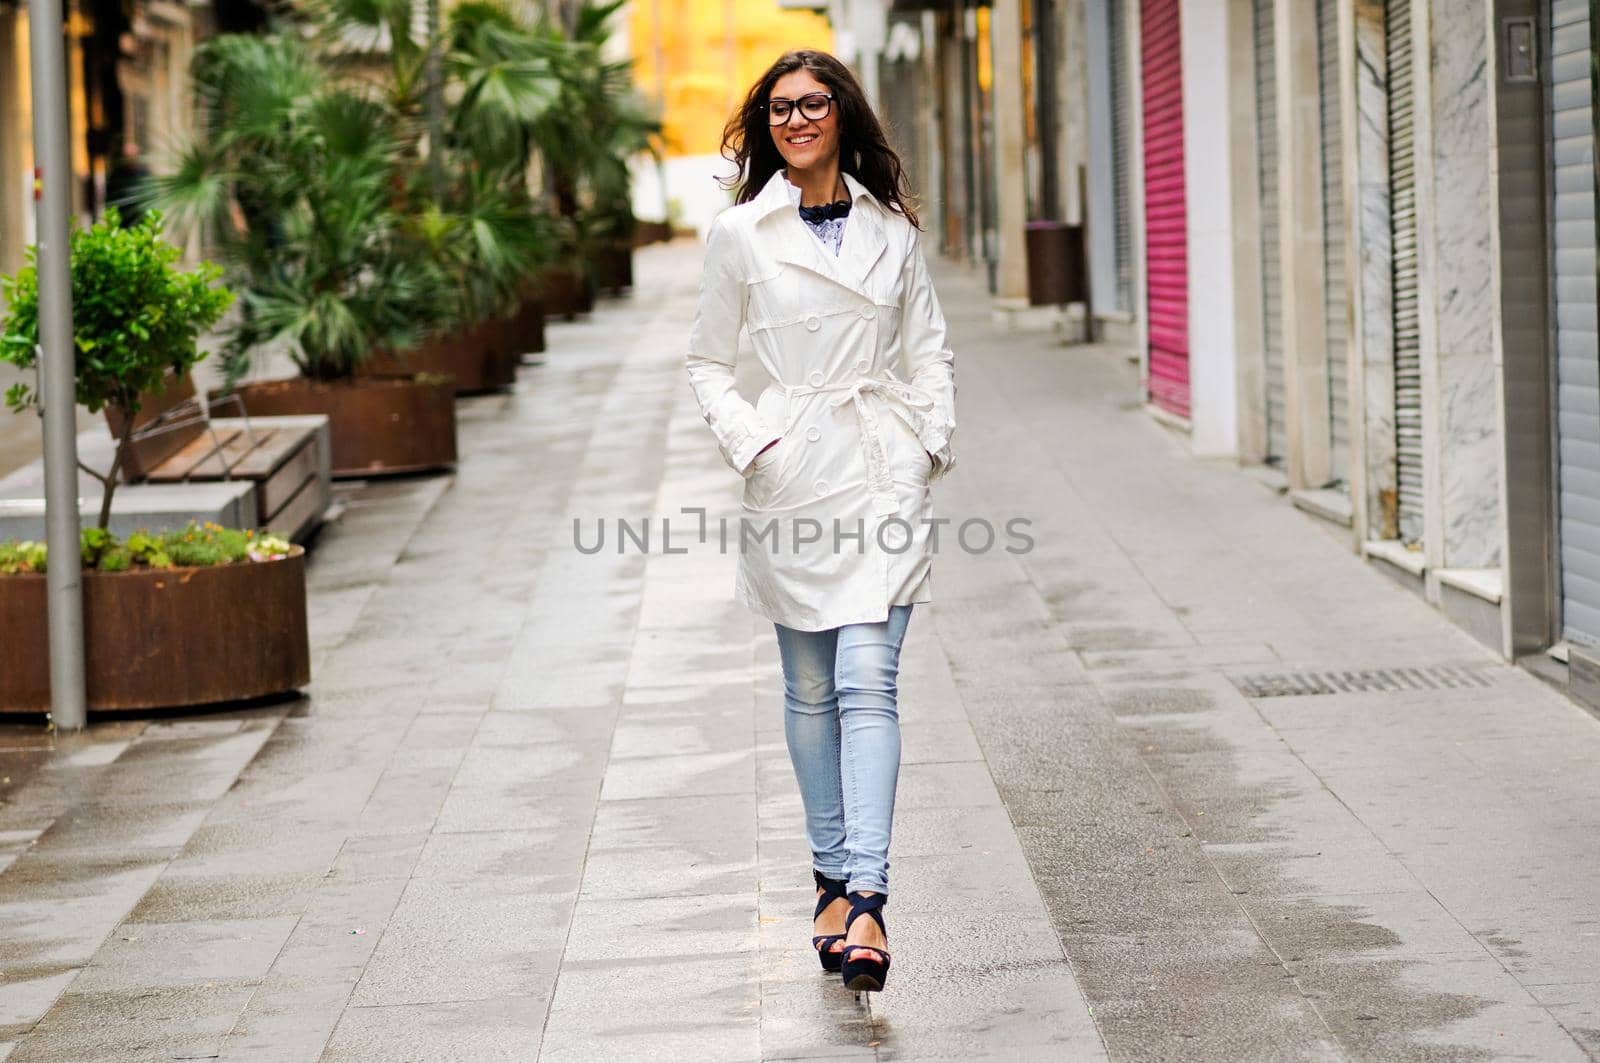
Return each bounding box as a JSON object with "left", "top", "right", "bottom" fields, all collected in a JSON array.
[{"left": 767, "top": 68, "right": 841, "bottom": 176}]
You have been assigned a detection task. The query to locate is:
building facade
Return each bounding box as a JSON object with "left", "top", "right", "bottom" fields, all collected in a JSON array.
[
  {"left": 624, "top": 0, "right": 835, "bottom": 234},
  {"left": 0, "top": 0, "right": 228, "bottom": 277},
  {"left": 837, "top": 0, "right": 1600, "bottom": 710}
]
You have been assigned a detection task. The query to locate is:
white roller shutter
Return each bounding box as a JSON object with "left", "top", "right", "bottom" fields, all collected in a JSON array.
[
  {"left": 1318, "top": 0, "right": 1350, "bottom": 485},
  {"left": 1255, "top": 0, "right": 1286, "bottom": 463},
  {"left": 1387, "top": 0, "right": 1423, "bottom": 542},
  {"left": 1552, "top": 0, "right": 1600, "bottom": 645}
]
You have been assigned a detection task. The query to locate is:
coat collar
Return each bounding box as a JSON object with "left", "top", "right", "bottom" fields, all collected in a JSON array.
[{"left": 750, "top": 169, "right": 887, "bottom": 297}]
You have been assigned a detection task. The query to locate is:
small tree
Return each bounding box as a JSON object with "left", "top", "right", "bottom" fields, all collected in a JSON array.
[{"left": 0, "top": 209, "right": 234, "bottom": 529}]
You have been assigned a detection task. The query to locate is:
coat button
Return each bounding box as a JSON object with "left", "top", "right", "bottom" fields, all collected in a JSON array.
[
  {"left": 814, "top": 479, "right": 830, "bottom": 496},
  {"left": 805, "top": 314, "right": 821, "bottom": 331},
  {"left": 805, "top": 425, "right": 822, "bottom": 442},
  {"left": 859, "top": 305, "right": 876, "bottom": 320},
  {"left": 808, "top": 370, "right": 825, "bottom": 387},
  {"left": 855, "top": 358, "right": 869, "bottom": 372}
]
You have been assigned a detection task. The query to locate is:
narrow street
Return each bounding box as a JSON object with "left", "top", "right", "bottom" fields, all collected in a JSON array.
[{"left": 1, "top": 236, "right": 1597, "bottom": 1061}]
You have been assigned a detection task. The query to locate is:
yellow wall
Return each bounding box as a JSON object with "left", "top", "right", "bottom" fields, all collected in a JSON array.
[{"left": 629, "top": 1, "right": 834, "bottom": 159}]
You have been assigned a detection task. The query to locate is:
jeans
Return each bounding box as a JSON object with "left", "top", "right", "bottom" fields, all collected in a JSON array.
[{"left": 774, "top": 604, "right": 913, "bottom": 897}]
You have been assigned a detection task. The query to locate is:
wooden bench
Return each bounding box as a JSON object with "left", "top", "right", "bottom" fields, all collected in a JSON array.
[{"left": 103, "top": 374, "right": 332, "bottom": 542}]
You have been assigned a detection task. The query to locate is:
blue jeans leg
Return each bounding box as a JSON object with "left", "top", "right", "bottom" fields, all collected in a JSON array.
[
  {"left": 776, "top": 621, "right": 848, "bottom": 879},
  {"left": 775, "top": 604, "right": 913, "bottom": 897}
]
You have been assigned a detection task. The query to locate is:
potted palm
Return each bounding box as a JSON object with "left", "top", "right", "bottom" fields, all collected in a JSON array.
[
  {"left": 530, "top": 1, "right": 660, "bottom": 303},
  {"left": 311, "top": 0, "right": 562, "bottom": 390},
  {"left": 150, "top": 33, "right": 459, "bottom": 476},
  {"left": 0, "top": 210, "right": 310, "bottom": 713}
]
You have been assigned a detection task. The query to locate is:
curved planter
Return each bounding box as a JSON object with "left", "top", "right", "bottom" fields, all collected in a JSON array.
[
  {"left": 0, "top": 549, "right": 310, "bottom": 713},
  {"left": 364, "top": 316, "right": 519, "bottom": 393},
  {"left": 219, "top": 376, "right": 457, "bottom": 478}
]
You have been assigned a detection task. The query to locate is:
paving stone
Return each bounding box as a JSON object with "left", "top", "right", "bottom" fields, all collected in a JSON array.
[
  {"left": 66, "top": 914, "right": 300, "bottom": 993},
  {"left": 4, "top": 981, "right": 257, "bottom": 1063},
  {"left": 349, "top": 878, "right": 571, "bottom": 1007},
  {"left": 538, "top": 953, "right": 760, "bottom": 1062},
  {"left": 320, "top": 994, "right": 551, "bottom": 1062}
]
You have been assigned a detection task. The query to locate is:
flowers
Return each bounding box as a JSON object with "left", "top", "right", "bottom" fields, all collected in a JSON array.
[{"left": 248, "top": 535, "right": 293, "bottom": 563}]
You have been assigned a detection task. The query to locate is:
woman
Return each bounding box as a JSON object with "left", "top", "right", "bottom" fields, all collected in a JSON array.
[{"left": 684, "top": 50, "right": 957, "bottom": 994}]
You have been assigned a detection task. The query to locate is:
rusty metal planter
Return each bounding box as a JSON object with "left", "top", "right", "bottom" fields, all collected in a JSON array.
[
  {"left": 0, "top": 548, "right": 310, "bottom": 713},
  {"left": 535, "top": 261, "right": 594, "bottom": 319},
  {"left": 219, "top": 376, "right": 457, "bottom": 478},
  {"left": 509, "top": 294, "right": 546, "bottom": 354},
  {"left": 363, "top": 316, "right": 519, "bottom": 393},
  {"left": 591, "top": 240, "right": 633, "bottom": 294},
  {"left": 632, "top": 220, "right": 672, "bottom": 247}
]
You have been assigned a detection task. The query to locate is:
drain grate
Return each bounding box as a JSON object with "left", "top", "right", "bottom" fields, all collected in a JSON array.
[{"left": 1231, "top": 664, "right": 1497, "bottom": 698}]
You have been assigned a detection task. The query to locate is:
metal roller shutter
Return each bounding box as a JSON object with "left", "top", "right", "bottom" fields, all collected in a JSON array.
[
  {"left": 1141, "top": 0, "right": 1190, "bottom": 418},
  {"left": 1552, "top": 0, "right": 1600, "bottom": 645},
  {"left": 1255, "top": 0, "right": 1286, "bottom": 462},
  {"left": 1318, "top": 0, "right": 1350, "bottom": 484},
  {"left": 1387, "top": 0, "right": 1423, "bottom": 542},
  {"left": 1110, "top": 0, "right": 1133, "bottom": 314}
]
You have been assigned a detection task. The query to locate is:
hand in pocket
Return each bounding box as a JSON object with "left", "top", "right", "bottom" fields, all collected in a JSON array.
[{"left": 753, "top": 438, "right": 782, "bottom": 471}]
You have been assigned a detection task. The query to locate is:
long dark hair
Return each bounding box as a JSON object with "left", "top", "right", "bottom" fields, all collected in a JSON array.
[{"left": 720, "top": 50, "right": 921, "bottom": 230}]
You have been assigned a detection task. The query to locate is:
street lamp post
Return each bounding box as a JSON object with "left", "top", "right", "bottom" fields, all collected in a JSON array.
[{"left": 28, "top": 0, "right": 88, "bottom": 731}]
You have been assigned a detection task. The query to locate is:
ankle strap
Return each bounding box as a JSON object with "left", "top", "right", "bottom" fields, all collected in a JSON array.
[
  {"left": 814, "top": 869, "right": 848, "bottom": 897},
  {"left": 846, "top": 890, "right": 886, "bottom": 912},
  {"left": 844, "top": 889, "right": 887, "bottom": 933},
  {"left": 813, "top": 869, "right": 848, "bottom": 918}
]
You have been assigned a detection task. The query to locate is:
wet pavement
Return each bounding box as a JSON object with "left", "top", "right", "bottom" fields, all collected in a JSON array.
[{"left": 1, "top": 237, "right": 1597, "bottom": 1061}]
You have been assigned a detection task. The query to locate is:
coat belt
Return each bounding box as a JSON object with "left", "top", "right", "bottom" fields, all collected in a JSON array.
[{"left": 782, "top": 376, "right": 936, "bottom": 517}]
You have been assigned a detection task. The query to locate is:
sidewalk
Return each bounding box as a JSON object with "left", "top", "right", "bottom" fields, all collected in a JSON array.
[{"left": 0, "top": 236, "right": 1595, "bottom": 1061}]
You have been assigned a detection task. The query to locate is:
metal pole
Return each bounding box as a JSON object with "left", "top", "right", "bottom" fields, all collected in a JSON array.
[{"left": 29, "top": 0, "right": 88, "bottom": 730}]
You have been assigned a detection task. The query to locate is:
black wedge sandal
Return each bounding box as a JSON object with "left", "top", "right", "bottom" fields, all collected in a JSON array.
[
  {"left": 839, "top": 890, "right": 891, "bottom": 992},
  {"left": 811, "top": 869, "right": 849, "bottom": 972}
]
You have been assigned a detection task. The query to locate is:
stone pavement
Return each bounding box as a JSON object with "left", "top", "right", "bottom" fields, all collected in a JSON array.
[{"left": 0, "top": 236, "right": 1596, "bottom": 1061}]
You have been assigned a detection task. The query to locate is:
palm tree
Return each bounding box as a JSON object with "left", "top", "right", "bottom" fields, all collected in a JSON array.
[
  {"left": 148, "top": 33, "right": 445, "bottom": 381},
  {"left": 525, "top": 1, "right": 661, "bottom": 289},
  {"left": 307, "top": 0, "right": 569, "bottom": 327}
]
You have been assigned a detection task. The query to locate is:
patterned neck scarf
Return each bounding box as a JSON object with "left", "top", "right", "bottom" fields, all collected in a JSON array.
[
  {"left": 797, "top": 200, "right": 852, "bottom": 224},
  {"left": 783, "top": 174, "right": 851, "bottom": 256}
]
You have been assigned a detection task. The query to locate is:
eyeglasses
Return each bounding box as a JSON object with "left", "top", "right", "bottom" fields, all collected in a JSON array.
[{"left": 766, "top": 93, "right": 834, "bottom": 126}]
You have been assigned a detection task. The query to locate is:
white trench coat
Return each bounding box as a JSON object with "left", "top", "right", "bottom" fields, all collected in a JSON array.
[{"left": 685, "top": 169, "right": 958, "bottom": 632}]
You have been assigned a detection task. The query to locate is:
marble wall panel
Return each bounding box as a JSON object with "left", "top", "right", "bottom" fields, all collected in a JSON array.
[
  {"left": 1355, "top": 0, "right": 1397, "bottom": 538},
  {"left": 1426, "top": 0, "right": 1501, "bottom": 568},
  {"left": 1059, "top": 0, "right": 1090, "bottom": 223}
]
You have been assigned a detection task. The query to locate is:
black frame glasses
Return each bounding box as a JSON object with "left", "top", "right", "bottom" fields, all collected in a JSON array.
[{"left": 766, "top": 93, "right": 834, "bottom": 126}]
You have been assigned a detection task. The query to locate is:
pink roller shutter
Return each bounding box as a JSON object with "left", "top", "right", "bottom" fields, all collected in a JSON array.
[{"left": 1140, "top": 0, "right": 1190, "bottom": 418}]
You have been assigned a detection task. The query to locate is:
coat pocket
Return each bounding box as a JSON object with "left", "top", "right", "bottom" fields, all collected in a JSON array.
[
  {"left": 883, "top": 406, "right": 934, "bottom": 487},
  {"left": 745, "top": 423, "right": 792, "bottom": 509}
]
